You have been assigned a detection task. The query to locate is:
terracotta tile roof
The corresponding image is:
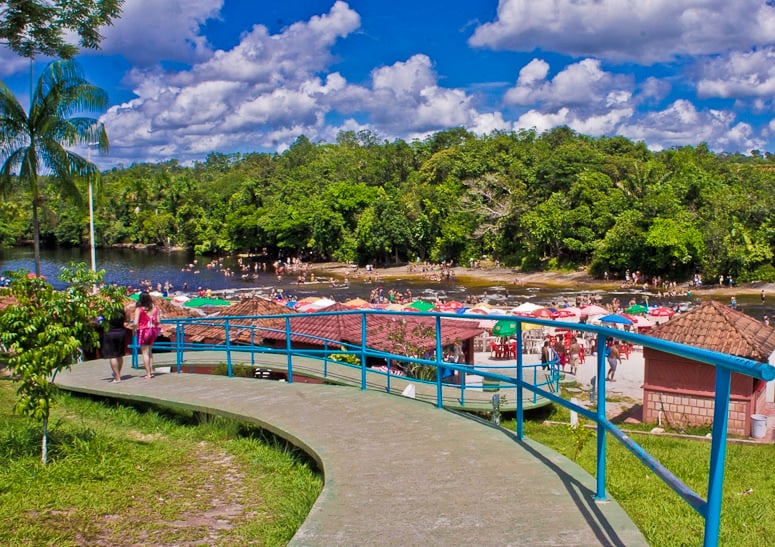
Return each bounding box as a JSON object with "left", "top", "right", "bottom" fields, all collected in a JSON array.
[
  {"left": 184, "top": 296, "right": 291, "bottom": 343},
  {"left": 0, "top": 295, "right": 18, "bottom": 311},
  {"left": 216, "top": 297, "right": 294, "bottom": 318},
  {"left": 649, "top": 300, "right": 775, "bottom": 362},
  {"left": 260, "top": 303, "right": 485, "bottom": 354}
]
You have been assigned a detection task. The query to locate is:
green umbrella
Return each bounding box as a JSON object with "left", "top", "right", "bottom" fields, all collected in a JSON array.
[
  {"left": 405, "top": 300, "right": 435, "bottom": 312},
  {"left": 184, "top": 296, "right": 231, "bottom": 307},
  {"left": 624, "top": 304, "right": 648, "bottom": 314},
  {"left": 492, "top": 319, "right": 518, "bottom": 337}
]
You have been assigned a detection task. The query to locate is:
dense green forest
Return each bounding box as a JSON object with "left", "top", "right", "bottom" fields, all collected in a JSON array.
[{"left": 2, "top": 126, "right": 775, "bottom": 283}]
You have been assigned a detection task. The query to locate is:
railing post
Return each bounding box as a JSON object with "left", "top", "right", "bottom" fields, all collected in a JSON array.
[
  {"left": 386, "top": 358, "right": 392, "bottom": 393},
  {"left": 285, "top": 316, "right": 294, "bottom": 383},
  {"left": 516, "top": 323, "right": 524, "bottom": 440},
  {"left": 704, "top": 365, "right": 732, "bottom": 546},
  {"left": 360, "top": 312, "right": 367, "bottom": 390},
  {"left": 175, "top": 321, "right": 183, "bottom": 373},
  {"left": 131, "top": 330, "right": 139, "bottom": 369},
  {"left": 595, "top": 333, "right": 608, "bottom": 501},
  {"left": 323, "top": 341, "right": 329, "bottom": 378},
  {"left": 250, "top": 326, "right": 256, "bottom": 366},
  {"left": 435, "top": 314, "right": 443, "bottom": 408},
  {"left": 225, "top": 318, "right": 232, "bottom": 377}
]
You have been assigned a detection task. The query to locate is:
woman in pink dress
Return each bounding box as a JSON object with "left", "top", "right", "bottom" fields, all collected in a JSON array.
[{"left": 134, "top": 292, "right": 161, "bottom": 379}]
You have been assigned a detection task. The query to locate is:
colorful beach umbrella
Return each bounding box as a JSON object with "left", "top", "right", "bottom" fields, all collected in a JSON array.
[
  {"left": 533, "top": 308, "right": 554, "bottom": 319},
  {"left": 436, "top": 300, "right": 464, "bottom": 312},
  {"left": 405, "top": 300, "right": 435, "bottom": 312},
  {"left": 184, "top": 296, "right": 231, "bottom": 307},
  {"left": 344, "top": 297, "right": 371, "bottom": 309},
  {"left": 623, "top": 313, "right": 653, "bottom": 329},
  {"left": 492, "top": 319, "right": 518, "bottom": 337},
  {"left": 580, "top": 304, "right": 608, "bottom": 316},
  {"left": 649, "top": 306, "right": 675, "bottom": 317},
  {"left": 625, "top": 304, "right": 648, "bottom": 314},
  {"left": 511, "top": 302, "right": 543, "bottom": 314},
  {"left": 598, "top": 313, "right": 633, "bottom": 325}
]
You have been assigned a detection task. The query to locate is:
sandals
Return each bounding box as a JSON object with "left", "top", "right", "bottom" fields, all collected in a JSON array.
[
  {"left": 142, "top": 374, "right": 154, "bottom": 380},
  {"left": 110, "top": 379, "right": 121, "bottom": 384}
]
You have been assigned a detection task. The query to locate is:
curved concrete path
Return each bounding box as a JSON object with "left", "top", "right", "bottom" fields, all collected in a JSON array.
[{"left": 56, "top": 359, "right": 647, "bottom": 546}]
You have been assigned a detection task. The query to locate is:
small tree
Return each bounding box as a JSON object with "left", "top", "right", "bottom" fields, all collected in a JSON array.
[{"left": 0, "top": 262, "right": 126, "bottom": 464}]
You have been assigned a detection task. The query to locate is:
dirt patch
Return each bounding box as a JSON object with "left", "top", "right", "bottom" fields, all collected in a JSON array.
[{"left": 91, "top": 441, "right": 256, "bottom": 546}]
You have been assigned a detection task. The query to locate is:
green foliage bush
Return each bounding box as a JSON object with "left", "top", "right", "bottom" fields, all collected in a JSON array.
[
  {"left": 213, "top": 363, "right": 255, "bottom": 378},
  {"left": 738, "top": 264, "right": 775, "bottom": 283}
]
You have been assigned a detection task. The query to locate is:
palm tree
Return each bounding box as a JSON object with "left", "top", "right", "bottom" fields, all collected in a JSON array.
[{"left": 0, "top": 59, "right": 109, "bottom": 275}]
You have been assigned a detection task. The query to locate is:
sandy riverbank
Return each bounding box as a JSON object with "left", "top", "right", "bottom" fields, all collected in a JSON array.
[{"left": 310, "top": 262, "right": 775, "bottom": 298}]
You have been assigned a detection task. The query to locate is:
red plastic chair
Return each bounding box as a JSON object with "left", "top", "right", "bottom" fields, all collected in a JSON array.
[{"left": 490, "top": 341, "right": 503, "bottom": 359}]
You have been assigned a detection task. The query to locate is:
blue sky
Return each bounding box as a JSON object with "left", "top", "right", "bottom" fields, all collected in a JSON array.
[{"left": 2, "top": 0, "right": 775, "bottom": 167}]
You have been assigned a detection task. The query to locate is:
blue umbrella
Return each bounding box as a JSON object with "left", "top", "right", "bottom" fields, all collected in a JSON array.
[{"left": 598, "top": 313, "right": 633, "bottom": 325}]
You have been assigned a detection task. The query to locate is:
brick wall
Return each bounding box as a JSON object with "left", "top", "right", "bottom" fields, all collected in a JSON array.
[{"left": 643, "top": 389, "right": 752, "bottom": 435}]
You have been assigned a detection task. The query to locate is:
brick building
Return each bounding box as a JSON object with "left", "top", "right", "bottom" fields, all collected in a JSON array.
[{"left": 643, "top": 300, "right": 775, "bottom": 436}]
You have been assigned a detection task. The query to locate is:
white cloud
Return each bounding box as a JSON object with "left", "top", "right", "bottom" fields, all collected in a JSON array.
[
  {"left": 100, "top": 0, "right": 224, "bottom": 66},
  {"left": 505, "top": 58, "right": 632, "bottom": 109},
  {"left": 515, "top": 108, "right": 571, "bottom": 134},
  {"left": 470, "top": 0, "right": 775, "bottom": 64},
  {"left": 513, "top": 106, "right": 633, "bottom": 137},
  {"left": 620, "top": 100, "right": 766, "bottom": 153},
  {"left": 101, "top": 2, "right": 361, "bottom": 163},
  {"left": 638, "top": 77, "right": 671, "bottom": 103},
  {"left": 697, "top": 48, "right": 775, "bottom": 98},
  {"left": 176, "top": 0, "right": 360, "bottom": 87},
  {"left": 87, "top": 1, "right": 775, "bottom": 164},
  {"left": 326, "top": 54, "right": 510, "bottom": 136}
]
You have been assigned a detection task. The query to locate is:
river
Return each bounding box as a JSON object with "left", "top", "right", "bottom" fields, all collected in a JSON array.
[{"left": 0, "top": 246, "right": 770, "bottom": 319}]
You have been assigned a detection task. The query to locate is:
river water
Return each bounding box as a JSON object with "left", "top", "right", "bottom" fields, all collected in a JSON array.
[{"left": 0, "top": 246, "right": 770, "bottom": 319}]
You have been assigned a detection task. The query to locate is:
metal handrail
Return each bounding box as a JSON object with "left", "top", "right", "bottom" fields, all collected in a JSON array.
[{"left": 135, "top": 308, "right": 774, "bottom": 546}]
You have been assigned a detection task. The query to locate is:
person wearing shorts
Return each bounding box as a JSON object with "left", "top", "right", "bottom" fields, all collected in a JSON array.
[
  {"left": 606, "top": 341, "right": 621, "bottom": 381},
  {"left": 568, "top": 337, "right": 581, "bottom": 375}
]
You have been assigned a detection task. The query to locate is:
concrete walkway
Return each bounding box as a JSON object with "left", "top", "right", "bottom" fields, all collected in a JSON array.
[{"left": 55, "top": 358, "right": 647, "bottom": 546}]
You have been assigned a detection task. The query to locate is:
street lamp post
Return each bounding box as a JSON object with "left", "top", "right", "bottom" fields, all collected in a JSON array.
[{"left": 87, "top": 143, "right": 98, "bottom": 272}]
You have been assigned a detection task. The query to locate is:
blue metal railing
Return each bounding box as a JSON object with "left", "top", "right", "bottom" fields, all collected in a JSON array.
[{"left": 133, "top": 308, "right": 774, "bottom": 546}]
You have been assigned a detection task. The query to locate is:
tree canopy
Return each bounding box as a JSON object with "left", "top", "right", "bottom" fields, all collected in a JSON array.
[
  {"left": 0, "top": 0, "right": 123, "bottom": 59},
  {"left": 2, "top": 126, "right": 775, "bottom": 284}
]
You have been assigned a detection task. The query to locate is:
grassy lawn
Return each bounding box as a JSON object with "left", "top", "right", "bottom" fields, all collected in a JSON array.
[
  {"left": 0, "top": 380, "right": 322, "bottom": 545},
  {"left": 3, "top": 369, "right": 772, "bottom": 546},
  {"left": 507, "top": 403, "right": 775, "bottom": 546}
]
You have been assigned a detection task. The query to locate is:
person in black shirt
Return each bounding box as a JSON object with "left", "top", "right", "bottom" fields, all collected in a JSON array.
[{"left": 102, "top": 310, "right": 128, "bottom": 383}]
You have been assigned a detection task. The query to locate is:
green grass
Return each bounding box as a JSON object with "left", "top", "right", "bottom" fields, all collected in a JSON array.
[
  {"left": 505, "top": 407, "right": 775, "bottom": 546},
  {"left": 0, "top": 380, "right": 322, "bottom": 545}
]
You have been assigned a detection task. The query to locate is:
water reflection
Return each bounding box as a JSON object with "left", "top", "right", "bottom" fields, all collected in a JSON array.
[{"left": 0, "top": 246, "right": 769, "bottom": 320}]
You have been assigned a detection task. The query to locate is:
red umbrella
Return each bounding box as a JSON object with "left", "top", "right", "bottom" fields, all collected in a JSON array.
[
  {"left": 436, "top": 300, "right": 464, "bottom": 312},
  {"left": 649, "top": 306, "right": 675, "bottom": 317},
  {"left": 533, "top": 308, "right": 554, "bottom": 319}
]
